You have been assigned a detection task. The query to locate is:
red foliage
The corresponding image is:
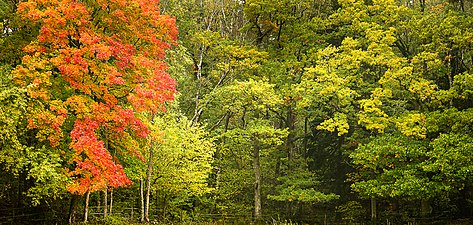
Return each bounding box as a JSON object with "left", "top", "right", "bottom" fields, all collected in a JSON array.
[
  {"left": 14, "top": 0, "right": 177, "bottom": 194},
  {"left": 68, "top": 118, "right": 132, "bottom": 194}
]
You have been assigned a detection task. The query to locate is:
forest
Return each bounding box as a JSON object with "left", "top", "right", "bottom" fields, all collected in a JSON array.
[{"left": 1, "top": 0, "right": 473, "bottom": 224}]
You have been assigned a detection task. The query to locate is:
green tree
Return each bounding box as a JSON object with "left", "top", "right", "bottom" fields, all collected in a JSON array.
[
  {"left": 0, "top": 65, "right": 68, "bottom": 208},
  {"left": 149, "top": 109, "right": 215, "bottom": 221}
]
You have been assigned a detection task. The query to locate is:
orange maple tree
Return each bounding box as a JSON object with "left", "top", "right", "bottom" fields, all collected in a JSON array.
[{"left": 13, "top": 0, "right": 177, "bottom": 194}]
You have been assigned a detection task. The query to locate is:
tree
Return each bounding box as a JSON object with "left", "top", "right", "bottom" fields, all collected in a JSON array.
[
  {"left": 12, "top": 0, "right": 177, "bottom": 221},
  {"left": 149, "top": 109, "right": 215, "bottom": 221},
  {"left": 206, "top": 79, "right": 289, "bottom": 219},
  {"left": 315, "top": 0, "right": 473, "bottom": 220},
  {"left": 350, "top": 134, "right": 447, "bottom": 200},
  {"left": 0, "top": 0, "right": 37, "bottom": 65},
  {"left": 0, "top": 65, "right": 68, "bottom": 208}
]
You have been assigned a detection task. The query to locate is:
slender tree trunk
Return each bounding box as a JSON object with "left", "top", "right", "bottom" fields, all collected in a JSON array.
[
  {"left": 97, "top": 191, "right": 101, "bottom": 213},
  {"left": 448, "top": 50, "right": 455, "bottom": 107},
  {"left": 191, "top": 45, "right": 205, "bottom": 125},
  {"left": 163, "top": 193, "right": 167, "bottom": 219},
  {"left": 371, "top": 197, "right": 377, "bottom": 225},
  {"left": 109, "top": 188, "right": 113, "bottom": 214},
  {"left": 286, "top": 108, "right": 295, "bottom": 162},
  {"left": 84, "top": 190, "right": 90, "bottom": 222},
  {"left": 17, "top": 173, "right": 22, "bottom": 208},
  {"left": 104, "top": 137, "right": 109, "bottom": 218},
  {"left": 140, "top": 179, "right": 145, "bottom": 222},
  {"left": 156, "top": 191, "right": 159, "bottom": 219},
  {"left": 304, "top": 117, "right": 308, "bottom": 156},
  {"left": 253, "top": 138, "right": 262, "bottom": 221},
  {"left": 103, "top": 188, "right": 108, "bottom": 218},
  {"left": 145, "top": 144, "right": 154, "bottom": 222}
]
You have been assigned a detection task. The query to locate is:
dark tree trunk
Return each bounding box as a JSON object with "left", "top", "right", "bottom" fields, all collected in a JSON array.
[
  {"left": 68, "top": 195, "right": 78, "bottom": 224},
  {"left": 163, "top": 193, "right": 167, "bottom": 219},
  {"left": 286, "top": 108, "right": 295, "bottom": 162},
  {"left": 371, "top": 197, "right": 377, "bottom": 225},
  {"left": 253, "top": 138, "right": 262, "bottom": 221},
  {"left": 97, "top": 191, "right": 101, "bottom": 213}
]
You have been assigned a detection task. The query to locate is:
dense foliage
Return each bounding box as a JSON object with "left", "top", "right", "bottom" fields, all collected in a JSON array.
[{"left": 1, "top": 0, "right": 473, "bottom": 224}]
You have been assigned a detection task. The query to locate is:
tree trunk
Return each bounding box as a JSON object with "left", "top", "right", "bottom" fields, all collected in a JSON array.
[
  {"left": 253, "top": 138, "right": 262, "bottom": 221},
  {"left": 286, "top": 108, "right": 295, "bottom": 162},
  {"left": 97, "top": 191, "right": 101, "bottom": 213},
  {"left": 191, "top": 44, "right": 205, "bottom": 125},
  {"left": 163, "top": 193, "right": 167, "bottom": 219},
  {"left": 17, "top": 172, "right": 23, "bottom": 208},
  {"left": 84, "top": 190, "right": 90, "bottom": 223},
  {"left": 140, "top": 179, "right": 145, "bottom": 222},
  {"left": 303, "top": 117, "right": 308, "bottom": 156},
  {"left": 103, "top": 188, "right": 108, "bottom": 218},
  {"left": 371, "top": 197, "right": 377, "bottom": 225},
  {"left": 68, "top": 195, "right": 78, "bottom": 224},
  {"left": 145, "top": 144, "right": 154, "bottom": 222},
  {"left": 156, "top": 191, "right": 159, "bottom": 219},
  {"left": 109, "top": 188, "right": 113, "bottom": 214}
]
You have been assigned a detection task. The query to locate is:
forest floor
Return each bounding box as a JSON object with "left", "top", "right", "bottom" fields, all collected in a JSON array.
[{"left": 75, "top": 218, "right": 473, "bottom": 225}]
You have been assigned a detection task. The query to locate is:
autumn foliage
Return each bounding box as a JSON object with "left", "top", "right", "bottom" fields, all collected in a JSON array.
[{"left": 13, "top": 0, "right": 177, "bottom": 195}]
